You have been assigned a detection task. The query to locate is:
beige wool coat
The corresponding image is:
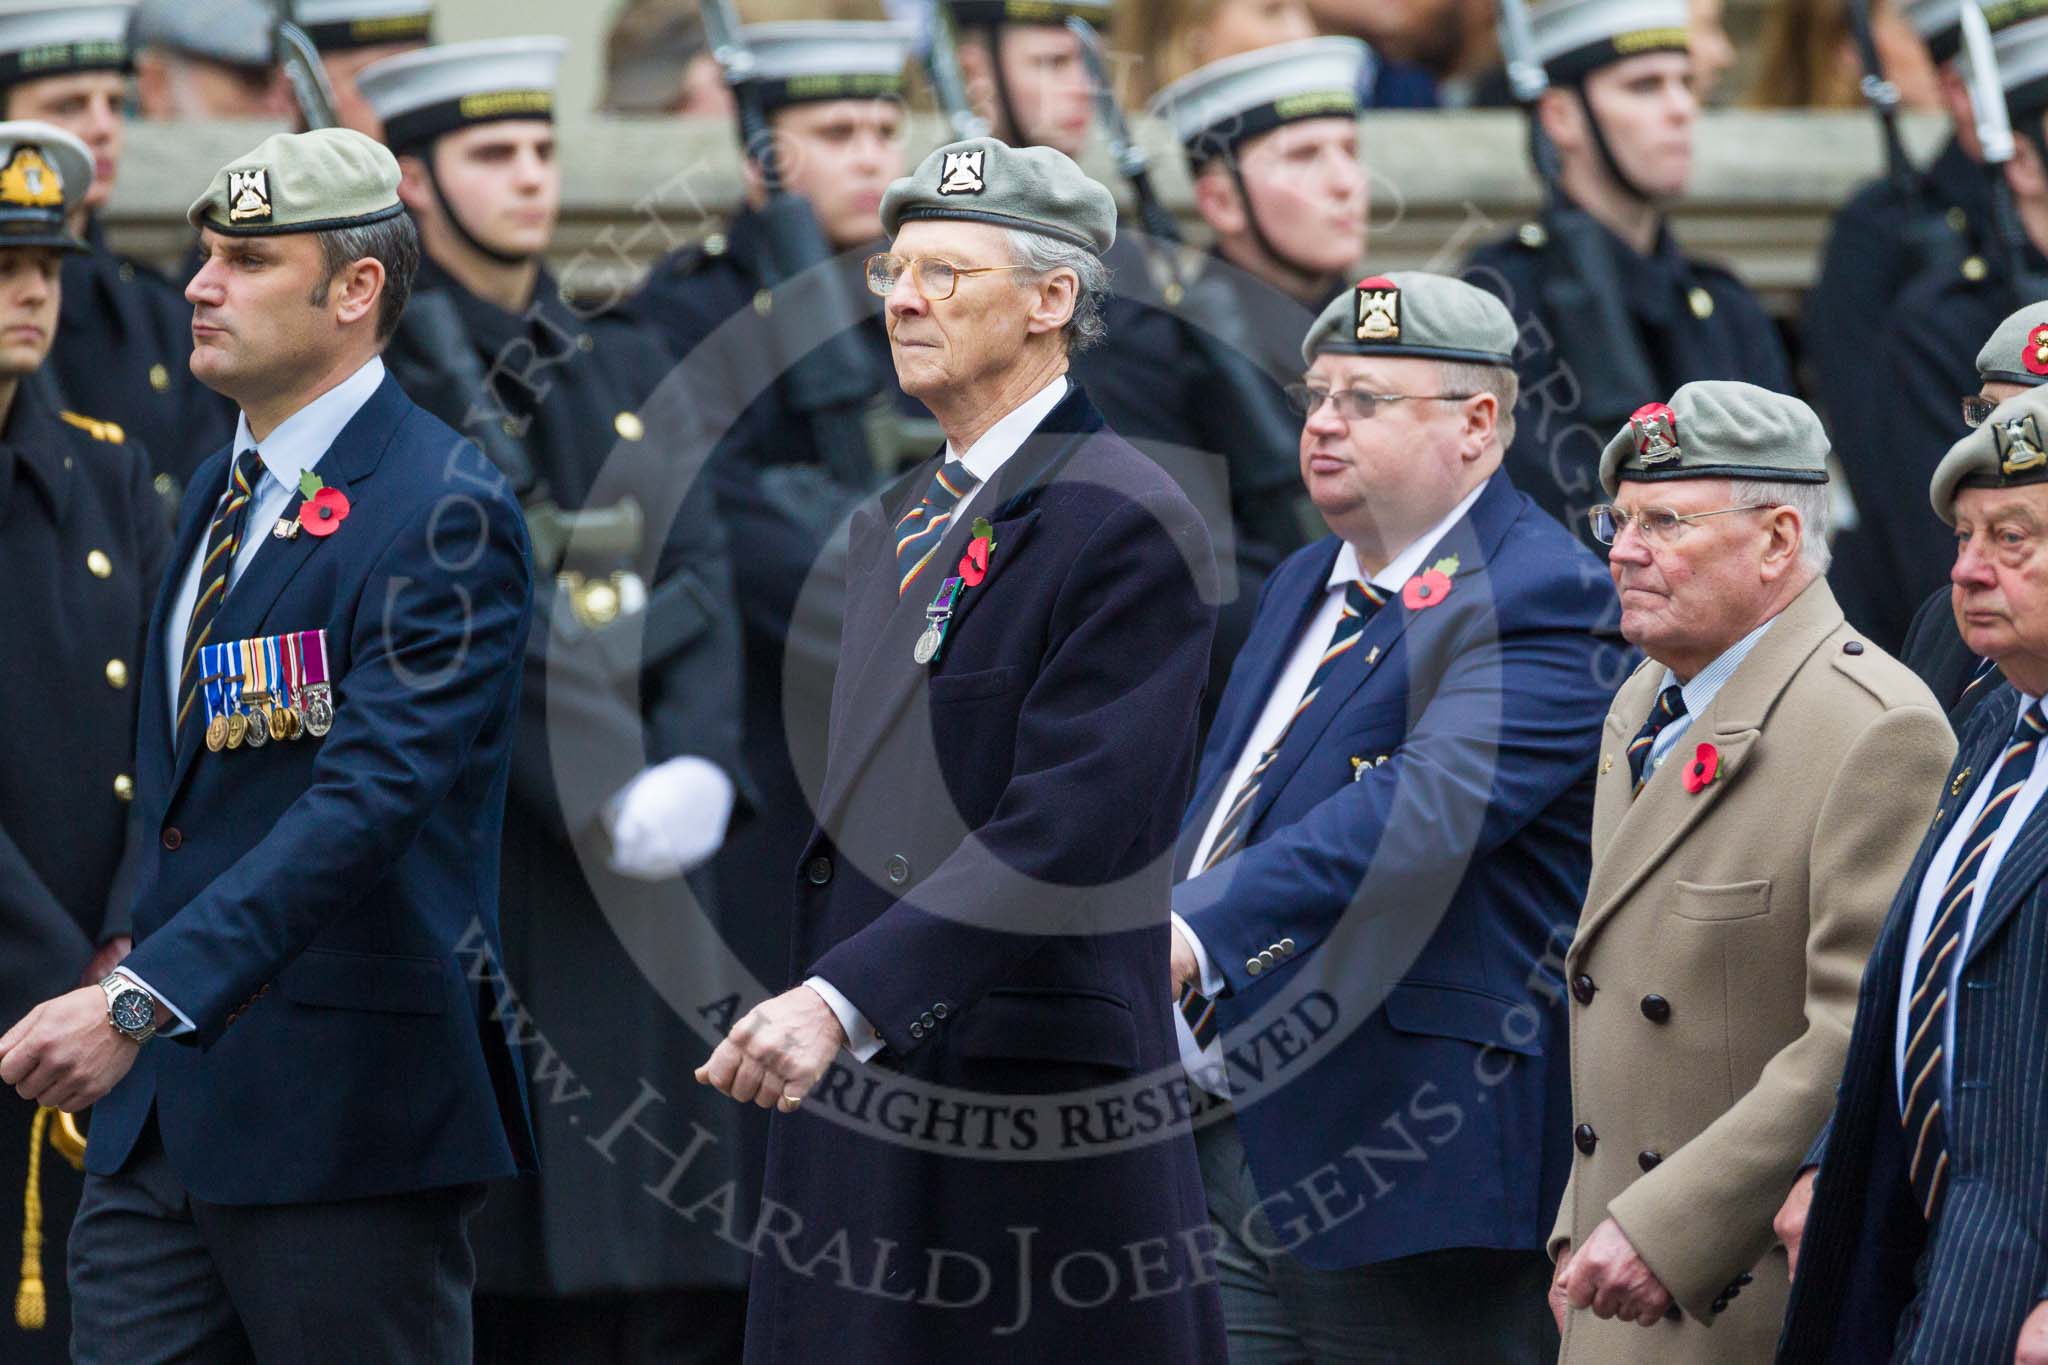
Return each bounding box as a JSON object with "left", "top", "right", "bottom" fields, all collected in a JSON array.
[{"left": 1551, "top": 579, "right": 1954, "bottom": 1365}]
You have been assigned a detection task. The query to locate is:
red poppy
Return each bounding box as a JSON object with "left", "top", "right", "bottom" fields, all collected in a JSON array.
[
  {"left": 1682, "top": 742, "right": 1719, "bottom": 794},
  {"left": 1402, "top": 568, "right": 1452, "bottom": 610},
  {"left": 299, "top": 486, "right": 351, "bottom": 538},
  {"left": 2027, "top": 324, "right": 2048, "bottom": 377},
  {"left": 958, "top": 535, "right": 991, "bottom": 587}
]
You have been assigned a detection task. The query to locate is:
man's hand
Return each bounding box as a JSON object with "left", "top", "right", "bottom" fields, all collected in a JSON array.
[
  {"left": 1560, "top": 1218, "right": 1672, "bottom": 1327},
  {"left": 1774, "top": 1168, "right": 1817, "bottom": 1282},
  {"left": 1550, "top": 1242, "right": 1573, "bottom": 1333},
  {"left": 79, "top": 935, "right": 132, "bottom": 989},
  {"left": 696, "top": 985, "right": 848, "bottom": 1112},
  {"left": 0, "top": 986, "right": 141, "bottom": 1113},
  {"left": 1169, "top": 922, "right": 1200, "bottom": 995},
  {"left": 2017, "top": 1299, "right": 2048, "bottom": 1364}
]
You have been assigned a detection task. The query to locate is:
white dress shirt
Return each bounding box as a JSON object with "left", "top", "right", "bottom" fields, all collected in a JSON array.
[
  {"left": 806, "top": 373, "right": 1068, "bottom": 1060},
  {"left": 123, "top": 358, "right": 388, "bottom": 1035},
  {"left": 1895, "top": 694, "right": 2048, "bottom": 1112},
  {"left": 1639, "top": 616, "right": 1778, "bottom": 780}
]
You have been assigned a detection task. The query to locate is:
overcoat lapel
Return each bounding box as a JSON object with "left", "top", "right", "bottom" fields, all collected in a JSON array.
[
  {"left": 1573, "top": 579, "right": 1845, "bottom": 950},
  {"left": 812, "top": 386, "right": 1100, "bottom": 834},
  {"left": 1962, "top": 689, "right": 2048, "bottom": 968}
]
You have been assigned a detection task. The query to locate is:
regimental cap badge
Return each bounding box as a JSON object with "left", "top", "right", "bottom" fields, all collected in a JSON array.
[
  {"left": 1354, "top": 275, "right": 1399, "bottom": 342},
  {"left": 0, "top": 146, "right": 62, "bottom": 210},
  {"left": 2027, "top": 323, "right": 2048, "bottom": 377},
  {"left": 227, "top": 167, "right": 272, "bottom": 224},
  {"left": 1997, "top": 411, "right": 2048, "bottom": 475},
  {"left": 937, "top": 148, "right": 986, "bottom": 196},
  {"left": 1629, "top": 401, "right": 1681, "bottom": 465}
]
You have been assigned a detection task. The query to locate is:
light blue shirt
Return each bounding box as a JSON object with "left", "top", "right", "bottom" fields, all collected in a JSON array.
[{"left": 1642, "top": 616, "right": 1778, "bottom": 778}]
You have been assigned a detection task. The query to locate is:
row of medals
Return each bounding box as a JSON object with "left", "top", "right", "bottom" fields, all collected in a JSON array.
[{"left": 205, "top": 684, "right": 332, "bottom": 752}]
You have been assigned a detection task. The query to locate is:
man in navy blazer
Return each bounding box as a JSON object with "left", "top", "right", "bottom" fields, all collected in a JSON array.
[
  {"left": 1168, "top": 270, "right": 1625, "bottom": 1361},
  {"left": 1776, "top": 384, "right": 2048, "bottom": 1365},
  {"left": 696, "top": 139, "right": 1226, "bottom": 1361},
  {"left": 0, "top": 129, "right": 534, "bottom": 1361}
]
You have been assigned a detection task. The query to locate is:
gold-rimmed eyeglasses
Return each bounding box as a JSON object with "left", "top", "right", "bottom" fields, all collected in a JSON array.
[
  {"left": 1589, "top": 503, "right": 1779, "bottom": 545},
  {"left": 865, "top": 253, "right": 1034, "bottom": 302}
]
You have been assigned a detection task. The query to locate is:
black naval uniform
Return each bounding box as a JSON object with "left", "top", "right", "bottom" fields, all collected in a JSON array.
[
  {"left": 1072, "top": 230, "right": 1206, "bottom": 456},
  {"left": 631, "top": 209, "right": 914, "bottom": 998},
  {"left": 1900, "top": 582, "right": 1999, "bottom": 733},
  {"left": 0, "top": 374, "right": 166, "bottom": 1365},
  {"left": 1464, "top": 214, "right": 1793, "bottom": 548},
  {"left": 383, "top": 257, "right": 752, "bottom": 1364},
  {"left": 1849, "top": 245, "right": 2043, "bottom": 651},
  {"left": 51, "top": 220, "right": 234, "bottom": 494},
  {"left": 1175, "top": 248, "right": 1329, "bottom": 730}
]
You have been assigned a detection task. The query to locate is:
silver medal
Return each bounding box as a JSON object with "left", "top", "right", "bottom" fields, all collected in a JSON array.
[{"left": 913, "top": 626, "right": 943, "bottom": 665}]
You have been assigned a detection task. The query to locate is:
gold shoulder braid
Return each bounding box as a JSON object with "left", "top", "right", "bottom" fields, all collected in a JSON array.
[{"left": 15, "top": 1107, "right": 83, "bottom": 1331}]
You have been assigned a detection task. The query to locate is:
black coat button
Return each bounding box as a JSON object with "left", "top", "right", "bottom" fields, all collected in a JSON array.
[
  {"left": 1638, "top": 1150, "right": 1662, "bottom": 1172},
  {"left": 1572, "top": 974, "right": 1596, "bottom": 1005},
  {"left": 918, "top": 1011, "right": 935, "bottom": 1029},
  {"left": 804, "top": 856, "right": 832, "bottom": 885},
  {"left": 160, "top": 826, "right": 182, "bottom": 851},
  {"left": 1736, "top": 1273, "right": 1752, "bottom": 1286},
  {"left": 1574, "top": 1123, "right": 1597, "bottom": 1155},
  {"left": 932, "top": 1002, "right": 949, "bottom": 1019},
  {"left": 1640, "top": 994, "right": 1671, "bottom": 1023},
  {"left": 1843, "top": 641, "right": 1864, "bottom": 655},
  {"left": 1711, "top": 1297, "right": 1728, "bottom": 1314},
  {"left": 885, "top": 854, "right": 911, "bottom": 885}
]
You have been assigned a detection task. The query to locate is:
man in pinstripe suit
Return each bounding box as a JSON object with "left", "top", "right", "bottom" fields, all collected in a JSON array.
[{"left": 1776, "top": 383, "right": 2048, "bottom": 1365}]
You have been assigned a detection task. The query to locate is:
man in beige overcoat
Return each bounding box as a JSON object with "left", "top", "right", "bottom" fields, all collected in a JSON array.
[{"left": 1547, "top": 380, "right": 1956, "bottom": 1364}]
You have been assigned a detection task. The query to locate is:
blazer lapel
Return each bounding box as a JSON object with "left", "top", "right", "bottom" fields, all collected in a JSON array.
[
  {"left": 1173, "top": 543, "right": 1339, "bottom": 880},
  {"left": 139, "top": 446, "right": 231, "bottom": 796},
  {"left": 1962, "top": 688, "right": 2048, "bottom": 968},
  {"left": 1238, "top": 474, "right": 1520, "bottom": 842},
  {"left": 164, "top": 375, "right": 412, "bottom": 803},
  {"left": 1574, "top": 579, "right": 1846, "bottom": 948},
  {"left": 813, "top": 387, "right": 1099, "bottom": 833}
]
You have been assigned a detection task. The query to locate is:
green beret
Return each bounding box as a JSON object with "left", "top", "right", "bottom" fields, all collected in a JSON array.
[
  {"left": 1930, "top": 385, "right": 2048, "bottom": 523},
  {"left": 1301, "top": 270, "right": 1518, "bottom": 367},
  {"left": 881, "top": 138, "right": 1115, "bottom": 255},
  {"left": 1976, "top": 300, "right": 2048, "bottom": 385},
  {"left": 188, "top": 128, "right": 405, "bottom": 238},
  {"left": 1599, "top": 380, "right": 1830, "bottom": 494}
]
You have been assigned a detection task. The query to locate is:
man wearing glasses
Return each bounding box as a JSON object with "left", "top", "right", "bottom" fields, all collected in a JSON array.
[
  {"left": 1896, "top": 301, "right": 2048, "bottom": 732},
  {"left": 1547, "top": 380, "right": 1952, "bottom": 1364},
  {"left": 694, "top": 137, "right": 1226, "bottom": 1360},
  {"left": 1167, "top": 269, "right": 1622, "bottom": 1362}
]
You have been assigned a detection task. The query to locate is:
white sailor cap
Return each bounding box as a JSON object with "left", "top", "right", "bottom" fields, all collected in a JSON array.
[
  {"left": 944, "top": 0, "right": 1110, "bottom": 31},
  {"left": 741, "top": 21, "right": 916, "bottom": 110},
  {"left": 0, "top": 1, "right": 134, "bottom": 88},
  {"left": 1147, "top": 37, "right": 1369, "bottom": 168},
  {"left": 0, "top": 118, "right": 90, "bottom": 250},
  {"left": 1529, "top": 0, "right": 1688, "bottom": 83},
  {"left": 130, "top": 0, "right": 271, "bottom": 71},
  {"left": 293, "top": 0, "right": 432, "bottom": 54},
  {"left": 357, "top": 35, "right": 563, "bottom": 155},
  {"left": 1994, "top": 12, "right": 2048, "bottom": 122}
]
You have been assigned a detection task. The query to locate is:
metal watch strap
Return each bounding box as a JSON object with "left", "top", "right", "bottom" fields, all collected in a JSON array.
[{"left": 99, "top": 972, "right": 157, "bottom": 1044}]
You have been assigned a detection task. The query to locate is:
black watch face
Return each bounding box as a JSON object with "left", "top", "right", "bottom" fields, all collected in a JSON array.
[{"left": 111, "top": 989, "right": 152, "bottom": 1034}]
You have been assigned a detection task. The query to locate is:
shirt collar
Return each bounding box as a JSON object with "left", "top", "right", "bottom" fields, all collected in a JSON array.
[
  {"left": 946, "top": 374, "right": 1068, "bottom": 487},
  {"left": 1327, "top": 479, "right": 1489, "bottom": 595},
  {"left": 1659, "top": 615, "right": 1778, "bottom": 719},
  {"left": 233, "top": 356, "right": 385, "bottom": 497}
]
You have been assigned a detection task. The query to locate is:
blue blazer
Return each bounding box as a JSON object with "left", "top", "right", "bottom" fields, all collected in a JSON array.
[
  {"left": 88, "top": 372, "right": 538, "bottom": 1205},
  {"left": 1174, "top": 469, "right": 1626, "bottom": 1271},
  {"left": 1780, "top": 685, "right": 2048, "bottom": 1364}
]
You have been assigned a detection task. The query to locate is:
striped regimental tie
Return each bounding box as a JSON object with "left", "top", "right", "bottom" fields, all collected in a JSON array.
[
  {"left": 894, "top": 459, "right": 980, "bottom": 599},
  {"left": 1177, "top": 580, "right": 1388, "bottom": 1048},
  {"left": 1626, "top": 683, "right": 1688, "bottom": 795},
  {"left": 1901, "top": 700, "right": 2048, "bottom": 1221},
  {"left": 175, "top": 447, "right": 266, "bottom": 741}
]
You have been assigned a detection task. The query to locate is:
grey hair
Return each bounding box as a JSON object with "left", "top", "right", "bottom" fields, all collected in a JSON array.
[
  {"left": 1438, "top": 360, "right": 1519, "bottom": 451},
  {"left": 309, "top": 211, "right": 420, "bottom": 345},
  {"left": 1001, "top": 228, "right": 1110, "bottom": 354},
  {"left": 1728, "top": 477, "right": 1832, "bottom": 574}
]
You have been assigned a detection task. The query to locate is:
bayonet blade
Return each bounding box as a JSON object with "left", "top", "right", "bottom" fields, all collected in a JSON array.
[{"left": 1961, "top": 0, "right": 2015, "bottom": 166}]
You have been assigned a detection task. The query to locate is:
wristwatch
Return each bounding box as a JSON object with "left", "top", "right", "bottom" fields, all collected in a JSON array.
[{"left": 98, "top": 973, "right": 158, "bottom": 1045}]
